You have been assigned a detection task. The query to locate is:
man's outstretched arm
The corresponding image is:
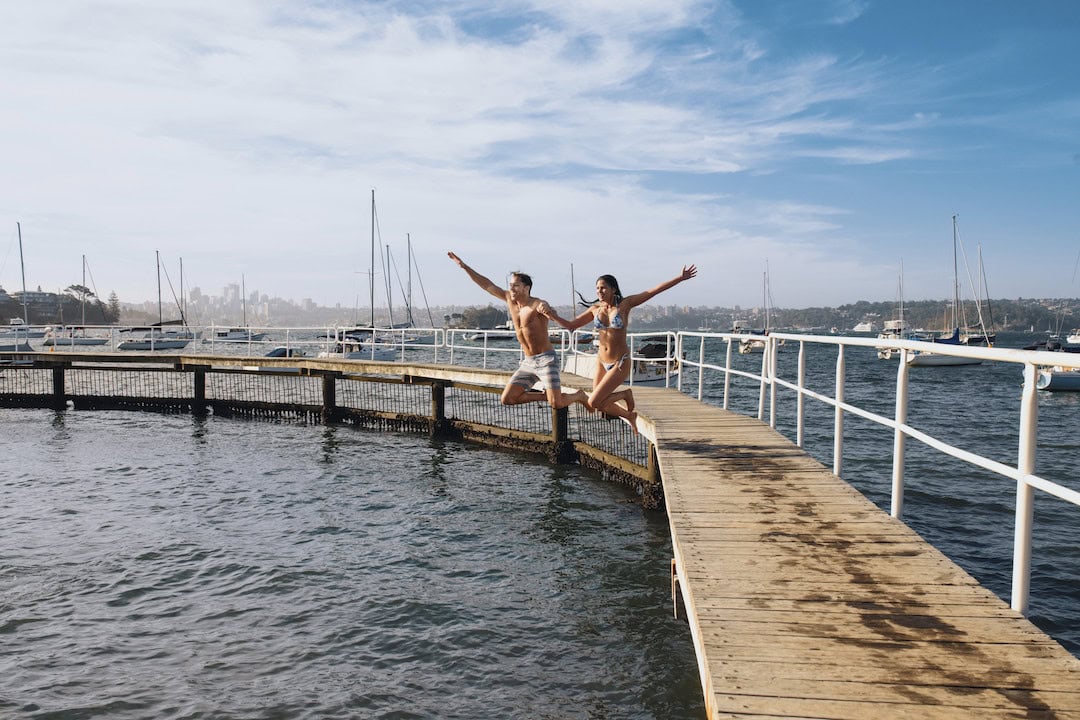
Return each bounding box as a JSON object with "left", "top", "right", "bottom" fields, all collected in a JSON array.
[{"left": 448, "top": 252, "right": 506, "bottom": 301}]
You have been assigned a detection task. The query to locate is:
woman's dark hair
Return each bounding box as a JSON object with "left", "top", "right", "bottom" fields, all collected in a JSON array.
[{"left": 578, "top": 274, "right": 623, "bottom": 307}]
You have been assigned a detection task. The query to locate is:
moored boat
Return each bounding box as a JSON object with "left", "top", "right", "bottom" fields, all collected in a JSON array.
[
  {"left": 116, "top": 329, "right": 191, "bottom": 351},
  {"left": 1037, "top": 366, "right": 1080, "bottom": 391},
  {"left": 209, "top": 327, "right": 269, "bottom": 343},
  {"left": 42, "top": 326, "right": 109, "bottom": 347}
]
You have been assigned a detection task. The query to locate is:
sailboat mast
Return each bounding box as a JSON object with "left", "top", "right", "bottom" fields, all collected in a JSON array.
[
  {"left": 17, "top": 222, "right": 28, "bottom": 325},
  {"left": 899, "top": 259, "right": 905, "bottom": 328},
  {"left": 242, "top": 274, "right": 247, "bottom": 326},
  {"left": 385, "top": 244, "right": 394, "bottom": 327},
  {"left": 81, "top": 254, "right": 87, "bottom": 325},
  {"left": 979, "top": 245, "right": 995, "bottom": 330},
  {"left": 951, "top": 215, "right": 959, "bottom": 330},
  {"left": 763, "top": 268, "right": 770, "bottom": 332},
  {"left": 406, "top": 233, "right": 414, "bottom": 327},
  {"left": 180, "top": 257, "right": 186, "bottom": 326},
  {"left": 370, "top": 189, "right": 376, "bottom": 328},
  {"left": 156, "top": 250, "right": 163, "bottom": 325},
  {"left": 570, "top": 263, "right": 576, "bottom": 312}
]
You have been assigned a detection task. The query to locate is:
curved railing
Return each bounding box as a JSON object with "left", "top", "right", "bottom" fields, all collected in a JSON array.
[
  {"left": 675, "top": 329, "right": 1080, "bottom": 616},
  {"left": 8, "top": 323, "right": 1078, "bottom": 616}
]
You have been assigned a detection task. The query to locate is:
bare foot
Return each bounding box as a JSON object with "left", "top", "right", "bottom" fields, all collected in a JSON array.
[{"left": 620, "top": 412, "right": 639, "bottom": 435}]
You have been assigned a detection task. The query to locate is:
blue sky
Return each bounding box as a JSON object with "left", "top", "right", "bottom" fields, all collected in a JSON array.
[{"left": 1, "top": 0, "right": 1077, "bottom": 315}]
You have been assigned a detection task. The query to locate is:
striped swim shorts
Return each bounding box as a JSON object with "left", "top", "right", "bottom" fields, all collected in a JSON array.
[{"left": 509, "top": 350, "right": 561, "bottom": 392}]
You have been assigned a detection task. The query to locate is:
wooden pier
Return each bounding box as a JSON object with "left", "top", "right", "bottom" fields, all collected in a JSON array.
[
  {"left": 3, "top": 352, "right": 1079, "bottom": 717},
  {"left": 628, "top": 385, "right": 1080, "bottom": 719}
]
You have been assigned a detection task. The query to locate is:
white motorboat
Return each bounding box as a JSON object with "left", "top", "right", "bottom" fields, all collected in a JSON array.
[
  {"left": 1037, "top": 366, "right": 1080, "bottom": 391},
  {"left": 317, "top": 338, "right": 397, "bottom": 362},
  {"left": 210, "top": 327, "right": 269, "bottom": 342},
  {"left": 42, "top": 326, "right": 109, "bottom": 347}
]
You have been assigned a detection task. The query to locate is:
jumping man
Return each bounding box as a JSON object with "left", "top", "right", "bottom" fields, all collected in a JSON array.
[{"left": 448, "top": 252, "right": 588, "bottom": 409}]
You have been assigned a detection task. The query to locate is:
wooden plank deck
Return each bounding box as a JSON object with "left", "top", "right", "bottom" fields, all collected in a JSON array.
[{"left": 628, "top": 385, "right": 1080, "bottom": 720}]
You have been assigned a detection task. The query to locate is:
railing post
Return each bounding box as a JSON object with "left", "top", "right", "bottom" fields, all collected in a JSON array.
[
  {"left": 321, "top": 372, "right": 337, "bottom": 424},
  {"left": 697, "top": 337, "right": 706, "bottom": 401},
  {"left": 796, "top": 341, "right": 806, "bottom": 447},
  {"left": 676, "top": 334, "right": 685, "bottom": 393},
  {"left": 723, "top": 338, "right": 733, "bottom": 409},
  {"left": 193, "top": 366, "right": 208, "bottom": 416},
  {"left": 1012, "top": 362, "right": 1038, "bottom": 614},
  {"left": 757, "top": 342, "right": 768, "bottom": 421},
  {"left": 768, "top": 337, "right": 778, "bottom": 428},
  {"left": 891, "top": 349, "right": 910, "bottom": 518},
  {"left": 833, "top": 344, "right": 845, "bottom": 477},
  {"left": 51, "top": 365, "right": 66, "bottom": 411}
]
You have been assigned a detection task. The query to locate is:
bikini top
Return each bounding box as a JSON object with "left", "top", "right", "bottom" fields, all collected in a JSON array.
[{"left": 593, "top": 310, "right": 624, "bottom": 330}]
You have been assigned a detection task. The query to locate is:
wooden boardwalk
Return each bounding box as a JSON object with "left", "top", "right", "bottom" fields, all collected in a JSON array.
[{"left": 627, "top": 385, "right": 1080, "bottom": 720}]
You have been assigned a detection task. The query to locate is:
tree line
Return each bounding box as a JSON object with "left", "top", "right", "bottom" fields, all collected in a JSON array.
[{"left": 1, "top": 285, "right": 122, "bottom": 326}]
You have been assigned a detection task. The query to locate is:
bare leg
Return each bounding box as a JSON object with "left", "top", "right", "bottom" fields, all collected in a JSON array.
[
  {"left": 501, "top": 384, "right": 549, "bottom": 406},
  {"left": 547, "top": 387, "right": 589, "bottom": 409},
  {"left": 596, "top": 395, "right": 638, "bottom": 433},
  {"left": 606, "top": 386, "right": 635, "bottom": 412},
  {"left": 590, "top": 359, "right": 637, "bottom": 432},
  {"left": 589, "top": 361, "right": 630, "bottom": 412}
]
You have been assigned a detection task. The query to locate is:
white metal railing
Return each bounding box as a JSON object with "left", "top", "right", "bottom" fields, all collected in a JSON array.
[
  {"left": 15, "top": 322, "right": 1078, "bottom": 614},
  {"left": 675, "top": 329, "right": 1080, "bottom": 616}
]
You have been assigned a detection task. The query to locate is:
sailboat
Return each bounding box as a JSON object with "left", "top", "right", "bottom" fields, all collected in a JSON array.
[
  {"left": 1, "top": 222, "right": 35, "bottom": 352},
  {"left": 907, "top": 216, "right": 982, "bottom": 367},
  {"left": 43, "top": 255, "right": 109, "bottom": 347},
  {"left": 960, "top": 244, "right": 996, "bottom": 346},
  {"left": 875, "top": 262, "right": 931, "bottom": 359},
  {"left": 117, "top": 251, "right": 192, "bottom": 350},
  {"left": 320, "top": 190, "right": 397, "bottom": 361},
  {"left": 739, "top": 265, "right": 772, "bottom": 354},
  {"left": 210, "top": 275, "right": 269, "bottom": 342}
]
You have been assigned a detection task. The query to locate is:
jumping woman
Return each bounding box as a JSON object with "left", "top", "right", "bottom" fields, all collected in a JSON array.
[{"left": 554, "top": 266, "right": 697, "bottom": 431}]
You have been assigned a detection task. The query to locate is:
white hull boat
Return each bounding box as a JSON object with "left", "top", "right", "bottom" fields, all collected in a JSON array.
[
  {"left": 562, "top": 353, "right": 678, "bottom": 387},
  {"left": 1037, "top": 367, "right": 1080, "bottom": 391}
]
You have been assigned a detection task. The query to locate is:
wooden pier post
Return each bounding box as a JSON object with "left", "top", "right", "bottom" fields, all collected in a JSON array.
[
  {"left": 549, "top": 406, "right": 576, "bottom": 464},
  {"left": 51, "top": 365, "right": 66, "bottom": 411},
  {"left": 646, "top": 442, "right": 661, "bottom": 486},
  {"left": 193, "top": 366, "right": 208, "bottom": 416},
  {"left": 430, "top": 380, "right": 453, "bottom": 437},
  {"left": 321, "top": 372, "right": 337, "bottom": 423}
]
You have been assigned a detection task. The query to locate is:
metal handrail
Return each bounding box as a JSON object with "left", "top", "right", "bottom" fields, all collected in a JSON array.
[{"left": 675, "top": 329, "right": 1080, "bottom": 615}]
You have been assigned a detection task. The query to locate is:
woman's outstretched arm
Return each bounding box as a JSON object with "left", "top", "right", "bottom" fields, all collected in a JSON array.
[
  {"left": 548, "top": 306, "right": 596, "bottom": 331},
  {"left": 621, "top": 265, "right": 697, "bottom": 309}
]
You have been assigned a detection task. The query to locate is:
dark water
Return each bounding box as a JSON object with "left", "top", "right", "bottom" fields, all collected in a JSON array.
[
  {"left": 0, "top": 411, "right": 704, "bottom": 719},
  {"left": 684, "top": 330, "right": 1080, "bottom": 657}
]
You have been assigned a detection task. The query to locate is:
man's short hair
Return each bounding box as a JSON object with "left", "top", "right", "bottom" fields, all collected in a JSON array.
[{"left": 511, "top": 271, "right": 532, "bottom": 289}]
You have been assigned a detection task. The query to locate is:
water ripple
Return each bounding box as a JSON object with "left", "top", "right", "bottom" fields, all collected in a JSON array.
[{"left": 0, "top": 409, "right": 702, "bottom": 719}]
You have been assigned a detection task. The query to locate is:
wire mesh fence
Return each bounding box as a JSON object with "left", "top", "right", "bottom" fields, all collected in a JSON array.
[{"left": 0, "top": 358, "right": 654, "bottom": 499}]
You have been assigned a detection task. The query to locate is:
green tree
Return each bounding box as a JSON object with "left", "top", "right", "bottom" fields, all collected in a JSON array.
[
  {"left": 107, "top": 292, "right": 121, "bottom": 324},
  {"left": 462, "top": 305, "right": 509, "bottom": 329},
  {"left": 65, "top": 284, "right": 96, "bottom": 304}
]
